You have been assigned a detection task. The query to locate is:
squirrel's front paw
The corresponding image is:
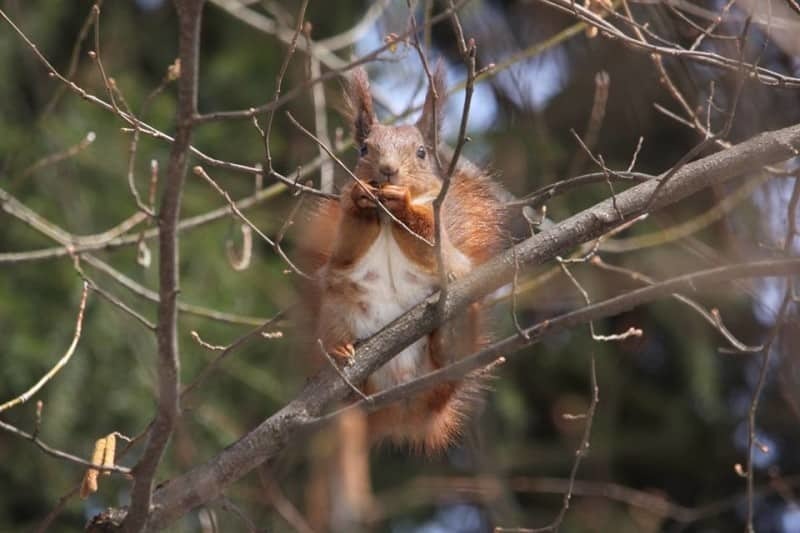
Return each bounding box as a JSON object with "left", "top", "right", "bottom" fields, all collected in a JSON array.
[
  {"left": 351, "top": 182, "right": 379, "bottom": 210},
  {"left": 378, "top": 184, "right": 410, "bottom": 214}
]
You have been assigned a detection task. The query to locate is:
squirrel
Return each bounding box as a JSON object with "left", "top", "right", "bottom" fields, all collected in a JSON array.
[{"left": 301, "top": 65, "right": 507, "bottom": 453}]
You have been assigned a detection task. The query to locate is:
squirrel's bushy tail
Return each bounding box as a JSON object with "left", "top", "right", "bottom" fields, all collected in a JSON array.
[
  {"left": 367, "top": 306, "right": 496, "bottom": 454},
  {"left": 368, "top": 375, "right": 485, "bottom": 454}
]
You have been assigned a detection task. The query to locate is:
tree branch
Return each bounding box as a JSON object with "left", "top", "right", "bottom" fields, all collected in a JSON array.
[
  {"left": 121, "top": 1, "right": 204, "bottom": 531},
  {"left": 138, "top": 120, "right": 800, "bottom": 529},
  {"left": 0, "top": 282, "right": 90, "bottom": 413}
]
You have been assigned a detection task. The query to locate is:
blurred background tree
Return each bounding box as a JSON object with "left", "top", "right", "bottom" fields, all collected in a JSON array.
[{"left": 1, "top": 0, "right": 799, "bottom": 531}]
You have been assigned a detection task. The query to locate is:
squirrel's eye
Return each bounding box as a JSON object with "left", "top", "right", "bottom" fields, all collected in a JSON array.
[
  {"left": 359, "top": 144, "right": 368, "bottom": 157},
  {"left": 416, "top": 145, "right": 426, "bottom": 159}
]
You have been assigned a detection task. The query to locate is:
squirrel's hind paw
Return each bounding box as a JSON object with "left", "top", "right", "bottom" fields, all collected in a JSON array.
[{"left": 330, "top": 343, "right": 356, "bottom": 364}]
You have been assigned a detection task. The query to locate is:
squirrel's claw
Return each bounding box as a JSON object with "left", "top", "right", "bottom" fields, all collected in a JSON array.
[{"left": 330, "top": 343, "right": 356, "bottom": 364}]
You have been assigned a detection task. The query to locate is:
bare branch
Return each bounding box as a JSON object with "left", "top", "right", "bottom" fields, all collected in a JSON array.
[
  {"left": 0, "top": 184, "right": 269, "bottom": 326},
  {"left": 140, "top": 119, "right": 800, "bottom": 529},
  {"left": 0, "top": 5, "right": 334, "bottom": 201},
  {"left": 196, "top": 0, "right": 472, "bottom": 123},
  {"left": 78, "top": 270, "right": 156, "bottom": 331},
  {"left": 261, "top": 0, "right": 309, "bottom": 174},
  {"left": 0, "top": 419, "right": 130, "bottom": 475},
  {"left": 0, "top": 181, "right": 285, "bottom": 265},
  {"left": 39, "top": 1, "right": 102, "bottom": 118},
  {"left": 122, "top": 1, "right": 204, "bottom": 530},
  {"left": 258, "top": 466, "right": 316, "bottom": 533},
  {"left": 591, "top": 256, "right": 761, "bottom": 352},
  {"left": 567, "top": 71, "right": 611, "bottom": 177},
  {"left": 509, "top": 171, "right": 652, "bottom": 209},
  {"left": 381, "top": 473, "right": 800, "bottom": 526},
  {"left": 12, "top": 131, "right": 96, "bottom": 188},
  {"left": 34, "top": 483, "right": 82, "bottom": 533},
  {"left": 317, "top": 257, "right": 800, "bottom": 435},
  {"left": 193, "top": 165, "right": 312, "bottom": 279},
  {"left": 537, "top": 0, "right": 800, "bottom": 87},
  {"left": 0, "top": 282, "right": 90, "bottom": 414},
  {"left": 497, "top": 354, "right": 599, "bottom": 533},
  {"left": 746, "top": 175, "right": 800, "bottom": 530},
  {"left": 182, "top": 309, "right": 287, "bottom": 400}
]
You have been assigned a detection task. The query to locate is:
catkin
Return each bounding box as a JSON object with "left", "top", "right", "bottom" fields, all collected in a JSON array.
[
  {"left": 80, "top": 437, "right": 106, "bottom": 499},
  {"left": 102, "top": 433, "right": 116, "bottom": 476}
]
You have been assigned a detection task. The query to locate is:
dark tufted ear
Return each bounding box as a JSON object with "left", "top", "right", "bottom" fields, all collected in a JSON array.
[
  {"left": 417, "top": 60, "right": 447, "bottom": 146},
  {"left": 343, "top": 67, "right": 376, "bottom": 145}
]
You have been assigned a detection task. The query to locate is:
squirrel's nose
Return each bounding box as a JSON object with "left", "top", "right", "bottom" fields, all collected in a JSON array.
[{"left": 378, "top": 162, "right": 399, "bottom": 180}]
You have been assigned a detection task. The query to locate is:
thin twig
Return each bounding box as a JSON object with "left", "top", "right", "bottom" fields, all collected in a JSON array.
[
  {"left": 215, "top": 495, "right": 260, "bottom": 533},
  {"left": 509, "top": 171, "right": 652, "bottom": 209},
  {"left": 193, "top": 165, "right": 312, "bottom": 279},
  {"left": 0, "top": 282, "right": 90, "bottom": 413},
  {"left": 690, "top": 0, "right": 738, "bottom": 51},
  {"left": 591, "top": 256, "right": 761, "bottom": 352},
  {"left": 39, "top": 1, "right": 102, "bottom": 118},
  {"left": 0, "top": 419, "right": 130, "bottom": 475},
  {"left": 497, "top": 353, "right": 599, "bottom": 533},
  {"left": 0, "top": 180, "right": 285, "bottom": 265},
  {"left": 182, "top": 309, "right": 287, "bottom": 400},
  {"left": 123, "top": 62, "right": 179, "bottom": 217},
  {"left": 745, "top": 291, "right": 791, "bottom": 532},
  {"left": 261, "top": 0, "right": 309, "bottom": 173},
  {"left": 74, "top": 260, "right": 156, "bottom": 330},
  {"left": 88, "top": 3, "right": 119, "bottom": 114},
  {"left": 34, "top": 483, "right": 82, "bottom": 533},
  {"left": 567, "top": 70, "right": 611, "bottom": 177},
  {"left": 195, "top": 0, "right": 473, "bottom": 124},
  {"left": 535, "top": 0, "right": 800, "bottom": 87},
  {"left": 746, "top": 175, "right": 800, "bottom": 530},
  {"left": 406, "top": 2, "right": 451, "bottom": 321},
  {"left": 511, "top": 240, "right": 530, "bottom": 340},
  {"left": 258, "top": 466, "right": 316, "bottom": 533},
  {"left": 557, "top": 257, "right": 643, "bottom": 342},
  {"left": 12, "top": 131, "right": 96, "bottom": 187}
]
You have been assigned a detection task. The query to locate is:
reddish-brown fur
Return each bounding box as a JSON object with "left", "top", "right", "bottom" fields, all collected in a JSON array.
[{"left": 301, "top": 65, "right": 506, "bottom": 453}]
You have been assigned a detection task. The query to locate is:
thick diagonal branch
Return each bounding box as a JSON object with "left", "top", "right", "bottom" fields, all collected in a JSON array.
[{"left": 143, "top": 121, "right": 800, "bottom": 529}]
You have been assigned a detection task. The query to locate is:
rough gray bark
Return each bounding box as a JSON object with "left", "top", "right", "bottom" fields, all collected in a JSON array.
[{"left": 140, "top": 121, "right": 800, "bottom": 530}]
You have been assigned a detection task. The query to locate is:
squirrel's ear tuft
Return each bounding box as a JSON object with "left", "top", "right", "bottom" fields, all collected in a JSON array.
[
  {"left": 417, "top": 60, "right": 447, "bottom": 146},
  {"left": 343, "top": 67, "right": 376, "bottom": 145}
]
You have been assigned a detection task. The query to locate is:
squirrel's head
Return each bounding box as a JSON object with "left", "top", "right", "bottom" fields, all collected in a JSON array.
[{"left": 344, "top": 64, "right": 446, "bottom": 195}]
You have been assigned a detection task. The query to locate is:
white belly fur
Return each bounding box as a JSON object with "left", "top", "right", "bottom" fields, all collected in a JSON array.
[{"left": 345, "top": 222, "right": 437, "bottom": 391}]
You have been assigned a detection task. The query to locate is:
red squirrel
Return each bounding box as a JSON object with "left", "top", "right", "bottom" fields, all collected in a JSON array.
[{"left": 303, "top": 65, "right": 506, "bottom": 452}]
